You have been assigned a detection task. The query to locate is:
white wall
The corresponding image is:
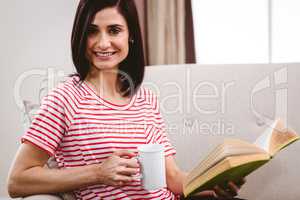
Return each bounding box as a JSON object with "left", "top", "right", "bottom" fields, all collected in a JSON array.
[{"left": 0, "top": 0, "right": 77, "bottom": 197}]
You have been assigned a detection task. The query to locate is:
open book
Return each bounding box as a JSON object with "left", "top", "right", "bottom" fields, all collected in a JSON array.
[{"left": 183, "top": 119, "right": 299, "bottom": 197}]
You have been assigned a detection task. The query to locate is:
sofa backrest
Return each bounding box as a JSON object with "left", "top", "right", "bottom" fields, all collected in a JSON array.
[
  {"left": 3, "top": 64, "right": 299, "bottom": 199},
  {"left": 143, "top": 63, "right": 300, "bottom": 200}
]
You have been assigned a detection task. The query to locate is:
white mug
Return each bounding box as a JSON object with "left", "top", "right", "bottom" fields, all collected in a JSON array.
[{"left": 137, "top": 144, "right": 166, "bottom": 190}]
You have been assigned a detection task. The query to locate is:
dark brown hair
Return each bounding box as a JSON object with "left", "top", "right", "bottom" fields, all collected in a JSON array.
[{"left": 71, "top": 0, "right": 145, "bottom": 97}]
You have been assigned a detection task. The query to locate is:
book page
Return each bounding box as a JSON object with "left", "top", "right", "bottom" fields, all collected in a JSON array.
[
  {"left": 253, "top": 119, "right": 278, "bottom": 152},
  {"left": 186, "top": 139, "right": 265, "bottom": 185},
  {"left": 254, "top": 126, "right": 273, "bottom": 152},
  {"left": 254, "top": 119, "right": 299, "bottom": 155},
  {"left": 268, "top": 128, "right": 299, "bottom": 156}
]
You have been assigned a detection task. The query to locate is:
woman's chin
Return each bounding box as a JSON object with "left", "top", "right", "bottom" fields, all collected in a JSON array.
[{"left": 91, "top": 63, "right": 119, "bottom": 71}]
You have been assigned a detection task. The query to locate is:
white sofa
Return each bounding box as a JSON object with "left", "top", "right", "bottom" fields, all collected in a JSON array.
[
  {"left": 144, "top": 64, "right": 300, "bottom": 200},
  {"left": 3, "top": 64, "right": 300, "bottom": 199}
]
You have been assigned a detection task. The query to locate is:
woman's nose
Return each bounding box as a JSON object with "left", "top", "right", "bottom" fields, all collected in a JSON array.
[{"left": 96, "top": 34, "right": 110, "bottom": 49}]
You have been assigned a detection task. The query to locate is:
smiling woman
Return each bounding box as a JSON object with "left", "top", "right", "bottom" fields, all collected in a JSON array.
[
  {"left": 85, "top": 8, "right": 130, "bottom": 70},
  {"left": 7, "top": 0, "right": 244, "bottom": 200},
  {"left": 71, "top": 0, "right": 145, "bottom": 98},
  {"left": 8, "top": 0, "right": 178, "bottom": 199},
  {"left": 84, "top": 7, "right": 132, "bottom": 103}
]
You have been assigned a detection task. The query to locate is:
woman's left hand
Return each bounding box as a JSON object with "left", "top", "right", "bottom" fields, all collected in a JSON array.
[
  {"left": 192, "top": 178, "right": 246, "bottom": 199},
  {"left": 213, "top": 178, "right": 246, "bottom": 199}
]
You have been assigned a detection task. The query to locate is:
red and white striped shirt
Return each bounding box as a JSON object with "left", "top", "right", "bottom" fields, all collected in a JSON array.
[{"left": 22, "top": 76, "right": 177, "bottom": 200}]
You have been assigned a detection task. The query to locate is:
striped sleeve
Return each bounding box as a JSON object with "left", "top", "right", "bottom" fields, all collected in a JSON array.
[
  {"left": 149, "top": 90, "right": 176, "bottom": 157},
  {"left": 21, "top": 89, "right": 67, "bottom": 156}
]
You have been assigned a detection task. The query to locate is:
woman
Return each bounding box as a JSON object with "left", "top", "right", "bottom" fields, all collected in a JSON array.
[{"left": 7, "top": 0, "right": 244, "bottom": 199}]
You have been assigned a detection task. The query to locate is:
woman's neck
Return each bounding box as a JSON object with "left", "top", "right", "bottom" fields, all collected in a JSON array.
[{"left": 85, "top": 68, "right": 120, "bottom": 98}]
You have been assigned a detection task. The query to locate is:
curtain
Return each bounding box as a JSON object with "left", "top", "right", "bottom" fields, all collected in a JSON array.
[
  {"left": 185, "top": 0, "right": 196, "bottom": 64},
  {"left": 147, "top": 0, "right": 185, "bottom": 65},
  {"left": 135, "top": 0, "right": 195, "bottom": 65},
  {"left": 134, "top": 0, "right": 147, "bottom": 61}
]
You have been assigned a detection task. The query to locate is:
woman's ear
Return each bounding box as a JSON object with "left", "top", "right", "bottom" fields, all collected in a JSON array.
[{"left": 129, "top": 37, "right": 134, "bottom": 44}]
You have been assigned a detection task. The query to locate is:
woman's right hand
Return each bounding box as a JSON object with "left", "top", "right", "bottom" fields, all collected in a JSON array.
[{"left": 96, "top": 150, "right": 140, "bottom": 187}]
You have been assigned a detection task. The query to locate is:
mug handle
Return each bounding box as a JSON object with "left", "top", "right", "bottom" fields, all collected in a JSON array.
[{"left": 132, "top": 155, "right": 143, "bottom": 180}]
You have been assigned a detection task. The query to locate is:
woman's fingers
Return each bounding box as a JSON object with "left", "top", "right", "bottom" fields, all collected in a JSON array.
[
  {"left": 98, "top": 151, "right": 141, "bottom": 186},
  {"left": 213, "top": 179, "right": 244, "bottom": 199},
  {"left": 193, "top": 190, "right": 217, "bottom": 198},
  {"left": 117, "top": 166, "right": 139, "bottom": 176},
  {"left": 235, "top": 177, "right": 246, "bottom": 188},
  {"left": 214, "top": 185, "right": 234, "bottom": 199},
  {"left": 113, "top": 150, "right": 136, "bottom": 158},
  {"left": 112, "top": 175, "right": 135, "bottom": 186},
  {"left": 227, "top": 181, "right": 239, "bottom": 196},
  {"left": 120, "top": 157, "right": 139, "bottom": 168},
  {"left": 113, "top": 150, "right": 139, "bottom": 168},
  {"left": 192, "top": 178, "right": 245, "bottom": 199}
]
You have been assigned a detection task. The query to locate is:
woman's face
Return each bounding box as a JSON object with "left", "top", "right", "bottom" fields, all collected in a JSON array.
[{"left": 86, "top": 7, "right": 129, "bottom": 71}]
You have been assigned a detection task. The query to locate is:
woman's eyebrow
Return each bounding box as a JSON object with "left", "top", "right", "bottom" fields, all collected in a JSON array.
[
  {"left": 89, "top": 24, "right": 124, "bottom": 29},
  {"left": 89, "top": 24, "right": 99, "bottom": 28},
  {"left": 108, "top": 24, "right": 124, "bottom": 28}
]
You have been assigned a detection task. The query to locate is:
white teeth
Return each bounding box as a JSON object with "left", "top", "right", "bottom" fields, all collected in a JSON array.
[{"left": 95, "top": 52, "right": 114, "bottom": 57}]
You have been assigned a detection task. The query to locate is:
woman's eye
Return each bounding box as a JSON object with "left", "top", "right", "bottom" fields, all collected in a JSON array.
[
  {"left": 87, "top": 27, "right": 98, "bottom": 35},
  {"left": 109, "top": 27, "right": 121, "bottom": 35}
]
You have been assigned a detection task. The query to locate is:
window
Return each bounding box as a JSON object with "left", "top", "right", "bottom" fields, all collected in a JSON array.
[
  {"left": 273, "top": 0, "right": 300, "bottom": 62},
  {"left": 192, "top": 0, "right": 300, "bottom": 64}
]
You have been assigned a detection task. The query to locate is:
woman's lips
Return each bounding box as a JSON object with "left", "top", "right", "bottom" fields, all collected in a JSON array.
[{"left": 94, "top": 51, "right": 116, "bottom": 60}]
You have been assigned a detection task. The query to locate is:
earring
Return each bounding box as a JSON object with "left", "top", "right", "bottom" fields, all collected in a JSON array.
[{"left": 129, "top": 38, "right": 134, "bottom": 44}]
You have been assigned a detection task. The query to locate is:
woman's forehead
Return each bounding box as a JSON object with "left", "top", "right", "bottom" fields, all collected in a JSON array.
[{"left": 92, "top": 7, "right": 127, "bottom": 27}]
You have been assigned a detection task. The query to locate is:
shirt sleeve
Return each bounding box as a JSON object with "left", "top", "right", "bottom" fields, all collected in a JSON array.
[
  {"left": 150, "top": 91, "right": 176, "bottom": 157},
  {"left": 21, "top": 89, "right": 67, "bottom": 156}
]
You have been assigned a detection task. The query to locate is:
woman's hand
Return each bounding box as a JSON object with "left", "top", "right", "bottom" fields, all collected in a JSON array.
[
  {"left": 96, "top": 150, "right": 139, "bottom": 187},
  {"left": 213, "top": 178, "right": 246, "bottom": 199},
  {"left": 192, "top": 178, "right": 246, "bottom": 199}
]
